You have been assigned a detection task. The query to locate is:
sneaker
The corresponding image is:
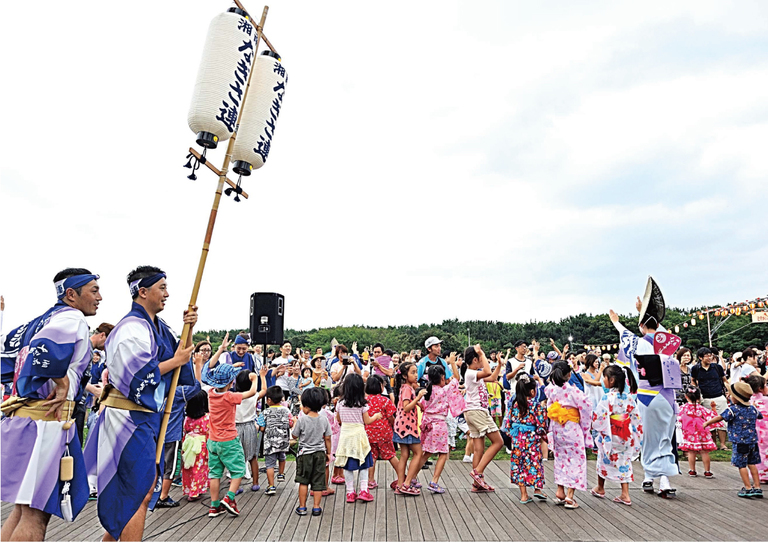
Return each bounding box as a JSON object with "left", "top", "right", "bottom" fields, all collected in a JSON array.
[
  {"left": 208, "top": 504, "right": 226, "bottom": 518},
  {"left": 749, "top": 488, "right": 763, "bottom": 498},
  {"left": 346, "top": 492, "right": 357, "bottom": 503},
  {"left": 688, "top": 470, "right": 697, "bottom": 477},
  {"left": 703, "top": 471, "right": 714, "bottom": 479},
  {"left": 357, "top": 490, "right": 374, "bottom": 502},
  {"left": 88, "top": 492, "right": 98, "bottom": 502},
  {"left": 295, "top": 506, "right": 308, "bottom": 516},
  {"left": 738, "top": 487, "right": 753, "bottom": 498},
  {"left": 171, "top": 478, "right": 182, "bottom": 488},
  {"left": 424, "top": 460, "right": 433, "bottom": 466},
  {"left": 265, "top": 485, "right": 277, "bottom": 496},
  {"left": 155, "top": 497, "right": 179, "bottom": 508},
  {"left": 221, "top": 495, "right": 239, "bottom": 516},
  {"left": 277, "top": 474, "right": 286, "bottom": 483},
  {"left": 505, "top": 448, "right": 512, "bottom": 455},
  {"left": 462, "top": 455, "right": 473, "bottom": 464}
]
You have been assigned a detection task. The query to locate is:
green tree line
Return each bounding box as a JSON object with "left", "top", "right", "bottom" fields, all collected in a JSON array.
[{"left": 194, "top": 307, "right": 767, "bottom": 356}]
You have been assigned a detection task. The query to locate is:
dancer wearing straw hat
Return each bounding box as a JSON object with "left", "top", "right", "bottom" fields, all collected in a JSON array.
[
  {"left": 83, "top": 266, "right": 197, "bottom": 541},
  {"left": 1, "top": 269, "right": 101, "bottom": 541},
  {"left": 609, "top": 276, "right": 682, "bottom": 498}
]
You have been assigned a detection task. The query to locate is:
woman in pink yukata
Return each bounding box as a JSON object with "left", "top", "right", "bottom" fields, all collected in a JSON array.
[
  {"left": 416, "top": 362, "right": 464, "bottom": 493},
  {"left": 545, "top": 361, "right": 593, "bottom": 510},
  {"left": 747, "top": 374, "right": 768, "bottom": 483}
]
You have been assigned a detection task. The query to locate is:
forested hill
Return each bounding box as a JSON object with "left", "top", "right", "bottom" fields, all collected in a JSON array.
[{"left": 194, "top": 308, "right": 767, "bottom": 355}]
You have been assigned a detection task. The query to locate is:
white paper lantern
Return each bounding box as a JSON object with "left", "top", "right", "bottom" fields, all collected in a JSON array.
[
  {"left": 232, "top": 51, "right": 287, "bottom": 175},
  {"left": 187, "top": 8, "right": 256, "bottom": 149}
]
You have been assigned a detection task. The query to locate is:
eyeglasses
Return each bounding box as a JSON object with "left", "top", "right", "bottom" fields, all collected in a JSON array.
[{"left": 200, "top": 348, "right": 212, "bottom": 353}]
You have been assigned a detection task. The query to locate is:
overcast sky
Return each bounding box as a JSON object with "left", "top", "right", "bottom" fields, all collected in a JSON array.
[{"left": 1, "top": 1, "right": 767, "bottom": 335}]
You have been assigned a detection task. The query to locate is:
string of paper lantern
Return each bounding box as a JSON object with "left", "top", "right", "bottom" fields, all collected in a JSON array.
[
  {"left": 577, "top": 343, "right": 619, "bottom": 352},
  {"left": 672, "top": 294, "right": 768, "bottom": 333}
]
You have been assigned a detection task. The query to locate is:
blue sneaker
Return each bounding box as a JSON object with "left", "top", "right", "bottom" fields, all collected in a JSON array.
[
  {"left": 749, "top": 488, "right": 763, "bottom": 499},
  {"left": 738, "top": 487, "right": 753, "bottom": 498}
]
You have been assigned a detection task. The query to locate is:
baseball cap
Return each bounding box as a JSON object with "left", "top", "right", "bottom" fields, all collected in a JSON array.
[
  {"left": 514, "top": 340, "right": 527, "bottom": 348},
  {"left": 546, "top": 351, "right": 560, "bottom": 361},
  {"left": 424, "top": 337, "right": 442, "bottom": 349}
]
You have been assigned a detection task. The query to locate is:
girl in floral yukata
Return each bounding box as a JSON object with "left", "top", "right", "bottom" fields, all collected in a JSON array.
[
  {"left": 503, "top": 375, "right": 548, "bottom": 503},
  {"left": 746, "top": 375, "right": 768, "bottom": 483},
  {"left": 591, "top": 365, "right": 642, "bottom": 506},
  {"left": 416, "top": 362, "right": 464, "bottom": 493},
  {"left": 545, "top": 361, "right": 593, "bottom": 510}
]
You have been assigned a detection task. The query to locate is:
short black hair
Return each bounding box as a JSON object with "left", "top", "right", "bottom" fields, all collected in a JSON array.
[
  {"left": 365, "top": 374, "right": 383, "bottom": 395},
  {"left": 301, "top": 387, "right": 325, "bottom": 412},
  {"left": 54, "top": 268, "right": 93, "bottom": 296},
  {"left": 514, "top": 340, "right": 527, "bottom": 348},
  {"left": 282, "top": 340, "right": 292, "bottom": 347},
  {"left": 373, "top": 343, "right": 384, "bottom": 351},
  {"left": 127, "top": 265, "right": 165, "bottom": 299},
  {"left": 384, "top": 349, "right": 394, "bottom": 357},
  {"left": 186, "top": 389, "right": 208, "bottom": 419},
  {"left": 265, "top": 385, "right": 284, "bottom": 405},
  {"left": 696, "top": 347, "right": 711, "bottom": 359}
]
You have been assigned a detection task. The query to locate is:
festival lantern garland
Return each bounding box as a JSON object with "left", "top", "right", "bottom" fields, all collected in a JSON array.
[{"left": 672, "top": 294, "right": 767, "bottom": 334}]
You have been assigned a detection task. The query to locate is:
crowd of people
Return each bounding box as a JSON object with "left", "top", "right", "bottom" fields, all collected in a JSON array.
[{"left": 1, "top": 270, "right": 767, "bottom": 541}]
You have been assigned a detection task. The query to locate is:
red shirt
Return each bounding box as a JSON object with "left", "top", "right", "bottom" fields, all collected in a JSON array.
[
  {"left": 208, "top": 389, "right": 242, "bottom": 442},
  {"left": 366, "top": 394, "right": 397, "bottom": 444}
]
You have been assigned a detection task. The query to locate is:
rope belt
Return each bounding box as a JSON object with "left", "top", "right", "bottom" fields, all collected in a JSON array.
[
  {"left": 99, "top": 385, "right": 154, "bottom": 413},
  {"left": 0, "top": 396, "right": 76, "bottom": 423}
]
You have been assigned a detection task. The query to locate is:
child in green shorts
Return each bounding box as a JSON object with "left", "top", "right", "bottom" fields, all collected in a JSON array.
[
  {"left": 292, "top": 387, "right": 333, "bottom": 516},
  {"left": 203, "top": 362, "right": 264, "bottom": 517}
]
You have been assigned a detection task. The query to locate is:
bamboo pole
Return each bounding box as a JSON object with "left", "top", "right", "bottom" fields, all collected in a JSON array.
[{"left": 156, "top": 4, "right": 270, "bottom": 464}]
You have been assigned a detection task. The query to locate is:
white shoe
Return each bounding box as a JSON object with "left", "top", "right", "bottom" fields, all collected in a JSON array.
[
  {"left": 505, "top": 448, "right": 512, "bottom": 455},
  {"left": 462, "top": 455, "right": 473, "bottom": 463}
]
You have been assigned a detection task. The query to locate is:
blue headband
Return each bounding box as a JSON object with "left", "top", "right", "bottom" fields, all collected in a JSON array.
[
  {"left": 129, "top": 272, "right": 167, "bottom": 297},
  {"left": 234, "top": 335, "right": 249, "bottom": 345},
  {"left": 55, "top": 274, "right": 99, "bottom": 300}
]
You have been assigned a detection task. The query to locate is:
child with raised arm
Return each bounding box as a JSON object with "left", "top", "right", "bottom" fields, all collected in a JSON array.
[
  {"left": 202, "top": 363, "right": 265, "bottom": 518},
  {"left": 461, "top": 344, "right": 504, "bottom": 492},
  {"left": 292, "top": 387, "right": 332, "bottom": 516}
]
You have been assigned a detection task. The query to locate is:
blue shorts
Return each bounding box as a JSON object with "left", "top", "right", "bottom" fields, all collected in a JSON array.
[
  {"left": 731, "top": 443, "right": 760, "bottom": 469},
  {"left": 393, "top": 434, "right": 420, "bottom": 445}
]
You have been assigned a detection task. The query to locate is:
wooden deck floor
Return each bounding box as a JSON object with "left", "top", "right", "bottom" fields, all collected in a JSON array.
[{"left": 2, "top": 460, "right": 766, "bottom": 541}]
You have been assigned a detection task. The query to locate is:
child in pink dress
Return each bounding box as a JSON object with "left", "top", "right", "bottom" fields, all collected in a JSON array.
[
  {"left": 182, "top": 390, "right": 210, "bottom": 501},
  {"left": 417, "top": 362, "right": 463, "bottom": 493},
  {"left": 545, "top": 361, "right": 593, "bottom": 510},
  {"left": 747, "top": 375, "right": 768, "bottom": 483},
  {"left": 678, "top": 386, "right": 718, "bottom": 477}
]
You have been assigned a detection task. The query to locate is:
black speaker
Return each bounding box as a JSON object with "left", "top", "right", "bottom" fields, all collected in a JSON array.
[{"left": 250, "top": 292, "right": 284, "bottom": 345}]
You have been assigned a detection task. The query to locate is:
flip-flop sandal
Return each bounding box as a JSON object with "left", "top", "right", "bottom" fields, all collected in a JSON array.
[
  {"left": 613, "top": 497, "right": 631, "bottom": 506},
  {"left": 312, "top": 507, "right": 322, "bottom": 516},
  {"left": 553, "top": 497, "right": 567, "bottom": 505},
  {"left": 564, "top": 499, "right": 579, "bottom": 510},
  {"left": 590, "top": 489, "right": 605, "bottom": 499},
  {"left": 519, "top": 497, "right": 534, "bottom": 504},
  {"left": 532, "top": 492, "right": 548, "bottom": 501}
]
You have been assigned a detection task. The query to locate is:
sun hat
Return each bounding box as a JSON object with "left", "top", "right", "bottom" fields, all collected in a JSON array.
[
  {"left": 202, "top": 362, "right": 241, "bottom": 388},
  {"left": 730, "top": 381, "right": 754, "bottom": 406}
]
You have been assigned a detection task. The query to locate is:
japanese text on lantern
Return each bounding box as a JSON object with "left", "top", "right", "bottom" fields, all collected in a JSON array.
[
  {"left": 253, "top": 63, "right": 287, "bottom": 162},
  {"left": 215, "top": 18, "right": 254, "bottom": 133}
]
